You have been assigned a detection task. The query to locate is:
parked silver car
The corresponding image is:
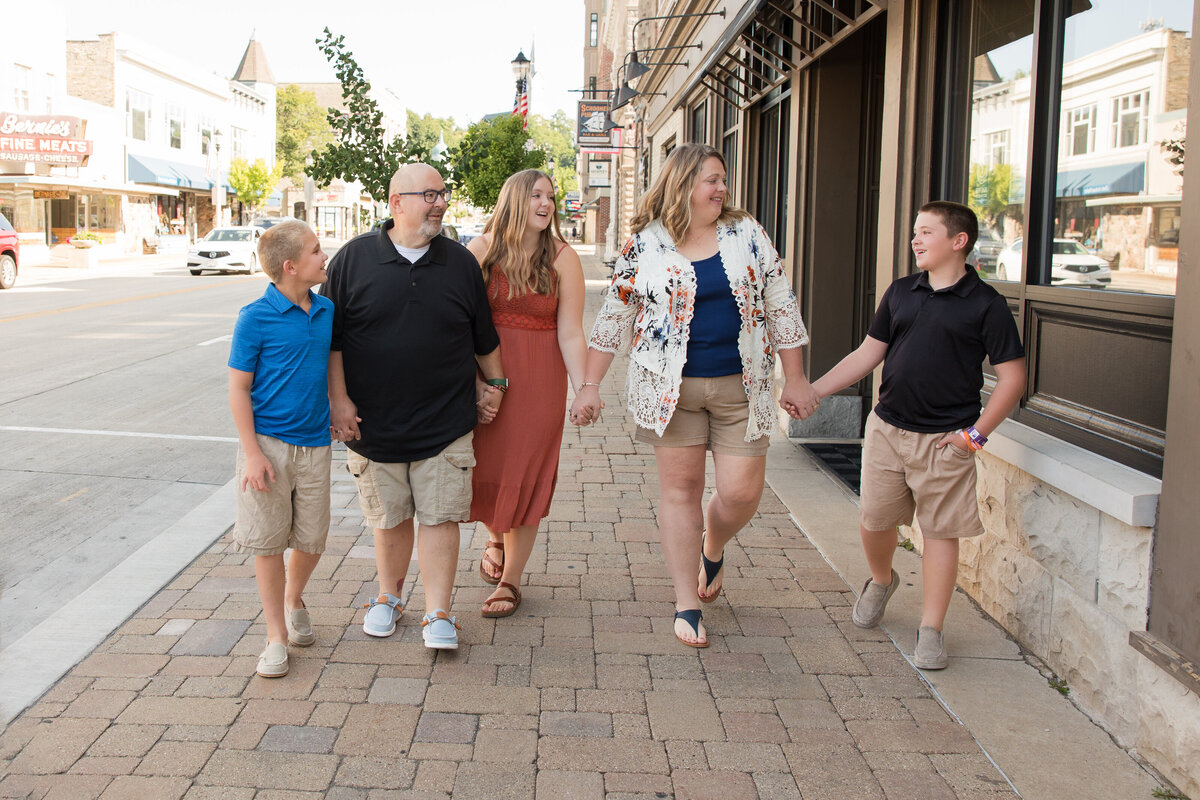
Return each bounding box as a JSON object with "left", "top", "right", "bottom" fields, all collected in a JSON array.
[
  {"left": 188, "top": 227, "right": 263, "bottom": 275},
  {"left": 994, "top": 238, "right": 1112, "bottom": 287}
]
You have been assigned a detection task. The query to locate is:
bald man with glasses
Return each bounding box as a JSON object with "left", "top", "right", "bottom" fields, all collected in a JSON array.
[{"left": 322, "top": 163, "right": 505, "bottom": 650}]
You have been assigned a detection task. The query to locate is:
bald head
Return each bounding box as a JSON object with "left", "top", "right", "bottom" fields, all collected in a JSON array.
[
  {"left": 387, "top": 162, "right": 448, "bottom": 247},
  {"left": 389, "top": 163, "right": 443, "bottom": 197}
]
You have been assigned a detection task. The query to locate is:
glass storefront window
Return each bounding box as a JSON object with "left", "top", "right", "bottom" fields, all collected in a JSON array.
[
  {"left": 1052, "top": 2, "right": 1191, "bottom": 296},
  {"left": 966, "top": 0, "right": 1034, "bottom": 284}
]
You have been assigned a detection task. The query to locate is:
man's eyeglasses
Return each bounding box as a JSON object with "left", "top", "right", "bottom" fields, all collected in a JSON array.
[{"left": 393, "top": 189, "right": 452, "bottom": 204}]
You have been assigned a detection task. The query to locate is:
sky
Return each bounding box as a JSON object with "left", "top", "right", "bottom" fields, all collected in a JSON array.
[
  {"left": 56, "top": 0, "right": 585, "bottom": 126},
  {"left": 987, "top": 0, "right": 1193, "bottom": 80}
]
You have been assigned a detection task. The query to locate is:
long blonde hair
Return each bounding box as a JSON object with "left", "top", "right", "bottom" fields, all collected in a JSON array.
[
  {"left": 480, "top": 169, "right": 565, "bottom": 297},
  {"left": 630, "top": 143, "right": 748, "bottom": 245}
]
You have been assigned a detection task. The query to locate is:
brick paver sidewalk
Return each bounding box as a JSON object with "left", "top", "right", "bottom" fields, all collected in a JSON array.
[{"left": 0, "top": 248, "right": 1017, "bottom": 799}]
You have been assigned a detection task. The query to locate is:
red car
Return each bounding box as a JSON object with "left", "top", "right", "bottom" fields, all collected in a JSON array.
[{"left": 0, "top": 211, "right": 18, "bottom": 290}]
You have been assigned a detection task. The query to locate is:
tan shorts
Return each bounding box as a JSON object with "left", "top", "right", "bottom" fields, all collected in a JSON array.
[
  {"left": 859, "top": 412, "right": 984, "bottom": 539},
  {"left": 345, "top": 432, "right": 475, "bottom": 529},
  {"left": 635, "top": 374, "right": 769, "bottom": 457},
  {"left": 234, "top": 434, "right": 332, "bottom": 556}
]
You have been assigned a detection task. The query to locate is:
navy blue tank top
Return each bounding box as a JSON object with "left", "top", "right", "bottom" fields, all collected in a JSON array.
[{"left": 682, "top": 251, "right": 743, "bottom": 377}]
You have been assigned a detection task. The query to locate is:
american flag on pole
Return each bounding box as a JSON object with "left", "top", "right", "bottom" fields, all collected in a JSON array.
[{"left": 513, "top": 75, "right": 529, "bottom": 127}]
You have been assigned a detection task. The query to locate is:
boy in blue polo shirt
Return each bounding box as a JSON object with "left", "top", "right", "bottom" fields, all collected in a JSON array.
[
  {"left": 808, "top": 201, "right": 1025, "bottom": 670},
  {"left": 228, "top": 220, "right": 333, "bottom": 678}
]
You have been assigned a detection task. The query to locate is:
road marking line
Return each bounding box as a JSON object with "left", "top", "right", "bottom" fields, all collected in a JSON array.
[
  {"left": 198, "top": 334, "right": 232, "bottom": 346},
  {"left": 0, "top": 426, "right": 238, "bottom": 443},
  {"left": 0, "top": 277, "right": 256, "bottom": 324},
  {"left": 59, "top": 487, "right": 90, "bottom": 503}
]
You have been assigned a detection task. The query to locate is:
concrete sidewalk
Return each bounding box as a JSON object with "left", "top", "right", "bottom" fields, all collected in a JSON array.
[{"left": 0, "top": 246, "right": 1163, "bottom": 799}]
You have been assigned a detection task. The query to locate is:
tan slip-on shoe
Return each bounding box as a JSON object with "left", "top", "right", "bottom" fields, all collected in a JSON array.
[
  {"left": 286, "top": 606, "right": 315, "bottom": 647},
  {"left": 256, "top": 641, "right": 289, "bottom": 678}
]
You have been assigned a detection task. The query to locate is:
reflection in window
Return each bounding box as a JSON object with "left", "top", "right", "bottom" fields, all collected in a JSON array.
[
  {"left": 1066, "top": 105, "right": 1097, "bottom": 155},
  {"left": 1054, "top": 2, "right": 1191, "bottom": 296},
  {"left": 967, "top": 0, "right": 1034, "bottom": 284},
  {"left": 1111, "top": 91, "right": 1149, "bottom": 147}
]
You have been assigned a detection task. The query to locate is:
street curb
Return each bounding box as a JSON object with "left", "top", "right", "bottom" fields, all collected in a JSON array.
[{"left": 0, "top": 479, "right": 236, "bottom": 725}]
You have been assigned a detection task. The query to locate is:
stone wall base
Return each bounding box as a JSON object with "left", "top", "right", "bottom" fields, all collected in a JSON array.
[{"left": 901, "top": 452, "right": 1198, "bottom": 797}]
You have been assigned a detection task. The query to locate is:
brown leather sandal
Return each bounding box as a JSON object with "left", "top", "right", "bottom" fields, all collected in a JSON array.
[
  {"left": 479, "top": 540, "right": 504, "bottom": 585},
  {"left": 481, "top": 581, "right": 522, "bottom": 618}
]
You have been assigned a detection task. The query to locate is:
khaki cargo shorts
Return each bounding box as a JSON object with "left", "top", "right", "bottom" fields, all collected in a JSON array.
[
  {"left": 234, "top": 434, "right": 332, "bottom": 556},
  {"left": 635, "top": 374, "right": 769, "bottom": 457},
  {"left": 859, "top": 412, "right": 984, "bottom": 539},
  {"left": 345, "top": 431, "right": 475, "bottom": 529}
]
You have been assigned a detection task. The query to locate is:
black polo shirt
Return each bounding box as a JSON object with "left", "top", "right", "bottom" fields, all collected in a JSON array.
[
  {"left": 867, "top": 267, "right": 1024, "bottom": 433},
  {"left": 320, "top": 220, "right": 500, "bottom": 462}
]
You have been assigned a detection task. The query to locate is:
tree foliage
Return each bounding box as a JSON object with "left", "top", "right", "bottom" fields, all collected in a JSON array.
[
  {"left": 307, "top": 28, "right": 449, "bottom": 203},
  {"left": 967, "top": 162, "right": 1013, "bottom": 224},
  {"left": 275, "top": 85, "right": 335, "bottom": 181},
  {"left": 406, "top": 111, "right": 465, "bottom": 154},
  {"left": 454, "top": 115, "right": 545, "bottom": 211},
  {"left": 228, "top": 158, "right": 282, "bottom": 215},
  {"left": 526, "top": 111, "right": 580, "bottom": 207}
]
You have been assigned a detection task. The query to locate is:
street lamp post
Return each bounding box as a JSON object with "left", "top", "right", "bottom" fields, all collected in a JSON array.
[{"left": 511, "top": 50, "right": 531, "bottom": 122}]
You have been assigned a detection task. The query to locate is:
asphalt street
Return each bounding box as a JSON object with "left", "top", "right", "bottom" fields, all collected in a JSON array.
[{"left": 0, "top": 255, "right": 308, "bottom": 651}]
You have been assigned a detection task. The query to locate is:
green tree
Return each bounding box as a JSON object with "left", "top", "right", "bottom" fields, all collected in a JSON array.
[
  {"left": 307, "top": 29, "right": 449, "bottom": 203},
  {"left": 968, "top": 162, "right": 1013, "bottom": 224},
  {"left": 275, "top": 85, "right": 335, "bottom": 181},
  {"left": 455, "top": 115, "right": 545, "bottom": 211},
  {"left": 228, "top": 158, "right": 282, "bottom": 215},
  {"left": 526, "top": 110, "right": 579, "bottom": 207},
  {"left": 406, "top": 110, "right": 464, "bottom": 154}
]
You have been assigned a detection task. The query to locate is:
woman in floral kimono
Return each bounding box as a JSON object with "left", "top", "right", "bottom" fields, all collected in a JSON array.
[{"left": 570, "top": 143, "right": 818, "bottom": 648}]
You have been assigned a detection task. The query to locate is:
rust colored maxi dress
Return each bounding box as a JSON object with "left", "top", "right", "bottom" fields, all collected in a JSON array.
[{"left": 470, "top": 267, "right": 567, "bottom": 531}]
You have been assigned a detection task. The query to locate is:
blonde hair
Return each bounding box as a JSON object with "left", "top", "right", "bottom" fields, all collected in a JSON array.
[
  {"left": 480, "top": 169, "right": 565, "bottom": 298},
  {"left": 631, "top": 143, "right": 748, "bottom": 244},
  {"left": 257, "top": 220, "right": 313, "bottom": 282}
]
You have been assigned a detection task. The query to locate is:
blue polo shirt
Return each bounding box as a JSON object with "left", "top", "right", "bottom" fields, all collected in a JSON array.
[{"left": 228, "top": 283, "right": 333, "bottom": 447}]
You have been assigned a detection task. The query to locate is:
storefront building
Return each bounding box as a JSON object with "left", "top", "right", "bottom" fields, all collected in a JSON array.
[
  {"left": 1, "top": 22, "right": 277, "bottom": 265},
  {"left": 596, "top": 0, "right": 1199, "bottom": 792}
]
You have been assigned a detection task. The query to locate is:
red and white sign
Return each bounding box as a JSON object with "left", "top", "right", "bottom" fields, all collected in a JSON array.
[{"left": 0, "top": 112, "right": 93, "bottom": 167}]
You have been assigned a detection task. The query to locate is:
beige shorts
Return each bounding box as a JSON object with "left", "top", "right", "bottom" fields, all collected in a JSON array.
[
  {"left": 345, "top": 432, "right": 475, "bottom": 529},
  {"left": 635, "top": 374, "right": 769, "bottom": 456},
  {"left": 859, "top": 412, "right": 984, "bottom": 539},
  {"left": 234, "top": 434, "right": 332, "bottom": 556}
]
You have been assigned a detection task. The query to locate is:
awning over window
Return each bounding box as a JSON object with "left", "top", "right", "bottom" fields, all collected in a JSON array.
[
  {"left": 127, "top": 154, "right": 232, "bottom": 192},
  {"left": 1056, "top": 161, "right": 1145, "bottom": 198}
]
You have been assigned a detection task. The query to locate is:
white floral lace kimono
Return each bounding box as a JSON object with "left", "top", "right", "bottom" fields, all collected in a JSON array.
[{"left": 589, "top": 217, "right": 810, "bottom": 441}]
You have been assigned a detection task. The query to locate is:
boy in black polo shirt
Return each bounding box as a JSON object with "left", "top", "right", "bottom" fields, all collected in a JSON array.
[{"left": 808, "top": 201, "right": 1025, "bottom": 669}]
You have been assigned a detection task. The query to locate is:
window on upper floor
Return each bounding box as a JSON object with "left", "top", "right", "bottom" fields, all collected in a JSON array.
[
  {"left": 1066, "top": 104, "right": 1096, "bottom": 156},
  {"left": 589, "top": 76, "right": 598, "bottom": 98},
  {"left": 13, "top": 65, "right": 31, "bottom": 111},
  {"left": 127, "top": 90, "right": 151, "bottom": 141},
  {"left": 985, "top": 129, "right": 1009, "bottom": 167},
  {"left": 231, "top": 127, "right": 246, "bottom": 160},
  {"left": 167, "top": 105, "right": 184, "bottom": 149},
  {"left": 1111, "top": 90, "right": 1150, "bottom": 148},
  {"left": 200, "top": 117, "right": 215, "bottom": 156},
  {"left": 44, "top": 73, "right": 54, "bottom": 113},
  {"left": 590, "top": 13, "right": 598, "bottom": 47}
]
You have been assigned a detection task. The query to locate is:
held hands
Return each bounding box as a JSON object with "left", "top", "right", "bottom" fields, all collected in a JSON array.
[
  {"left": 568, "top": 385, "right": 604, "bottom": 426},
  {"left": 331, "top": 396, "right": 362, "bottom": 442},
  {"left": 477, "top": 383, "right": 503, "bottom": 424},
  {"left": 241, "top": 450, "right": 275, "bottom": 493},
  {"left": 780, "top": 378, "right": 822, "bottom": 420}
]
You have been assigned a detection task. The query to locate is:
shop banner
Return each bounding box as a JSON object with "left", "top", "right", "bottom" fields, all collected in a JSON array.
[
  {"left": 0, "top": 112, "right": 93, "bottom": 167},
  {"left": 577, "top": 100, "right": 615, "bottom": 148}
]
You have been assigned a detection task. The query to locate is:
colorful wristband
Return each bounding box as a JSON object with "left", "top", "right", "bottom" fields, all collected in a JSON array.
[{"left": 965, "top": 426, "right": 987, "bottom": 447}]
